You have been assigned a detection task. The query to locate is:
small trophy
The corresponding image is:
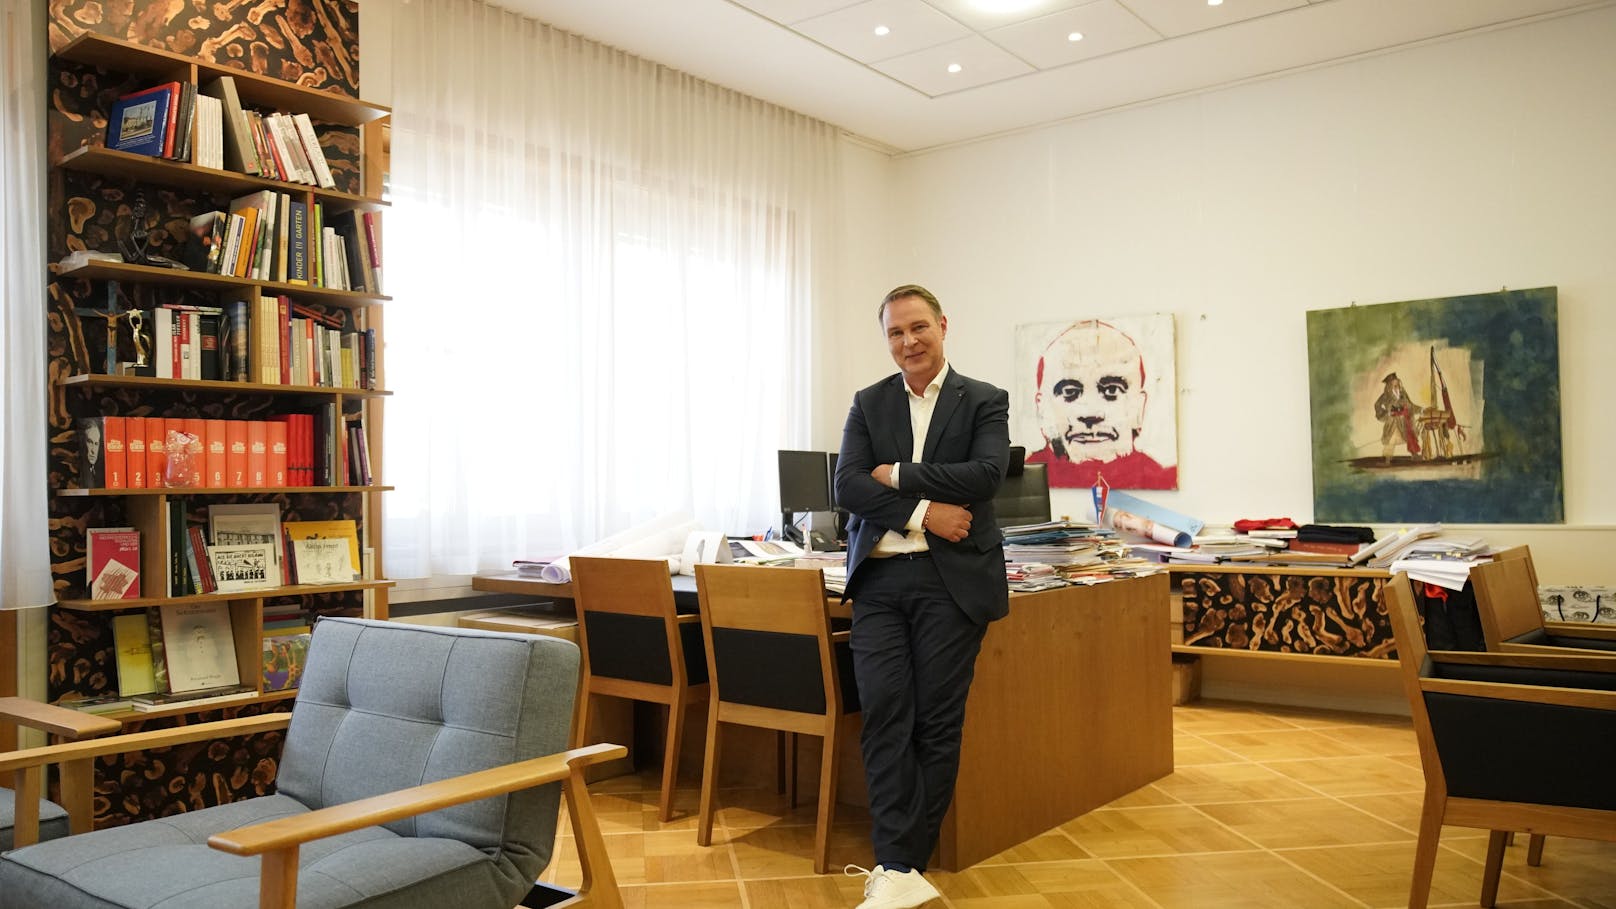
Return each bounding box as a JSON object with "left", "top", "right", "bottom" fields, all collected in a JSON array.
[{"left": 123, "top": 308, "right": 151, "bottom": 375}]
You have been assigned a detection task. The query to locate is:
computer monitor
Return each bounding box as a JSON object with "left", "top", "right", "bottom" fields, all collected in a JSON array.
[
  {"left": 778, "top": 450, "right": 834, "bottom": 513},
  {"left": 993, "top": 447, "right": 1051, "bottom": 531}
]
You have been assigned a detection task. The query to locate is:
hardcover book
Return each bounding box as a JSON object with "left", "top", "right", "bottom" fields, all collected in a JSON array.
[
  {"left": 208, "top": 503, "right": 284, "bottom": 585},
  {"left": 207, "top": 542, "right": 278, "bottom": 594},
  {"left": 158, "top": 601, "right": 240, "bottom": 693},
  {"left": 261, "top": 632, "right": 312, "bottom": 692},
  {"left": 283, "top": 519, "right": 359, "bottom": 580},
  {"left": 87, "top": 527, "right": 141, "bottom": 599},
  {"left": 106, "top": 83, "right": 177, "bottom": 157},
  {"left": 78, "top": 416, "right": 107, "bottom": 489},
  {"left": 112, "top": 612, "right": 157, "bottom": 696}
]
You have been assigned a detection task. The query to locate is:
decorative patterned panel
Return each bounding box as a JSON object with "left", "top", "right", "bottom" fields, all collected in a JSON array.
[{"left": 1178, "top": 571, "right": 1396, "bottom": 659}]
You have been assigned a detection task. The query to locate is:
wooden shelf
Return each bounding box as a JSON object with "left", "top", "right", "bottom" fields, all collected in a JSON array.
[
  {"left": 104, "top": 688, "right": 298, "bottom": 724},
  {"left": 58, "top": 146, "right": 387, "bottom": 210},
  {"left": 58, "top": 373, "right": 389, "bottom": 398},
  {"left": 57, "top": 485, "right": 391, "bottom": 498},
  {"left": 55, "top": 260, "right": 388, "bottom": 308},
  {"left": 1165, "top": 563, "right": 1389, "bottom": 579},
  {"left": 57, "top": 579, "right": 395, "bottom": 611},
  {"left": 54, "top": 33, "right": 389, "bottom": 126},
  {"left": 1171, "top": 644, "right": 1398, "bottom": 669}
]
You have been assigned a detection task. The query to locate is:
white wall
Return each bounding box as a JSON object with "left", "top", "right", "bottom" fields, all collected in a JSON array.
[
  {"left": 815, "top": 137, "right": 900, "bottom": 444},
  {"left": 821, "top": 6, "right": 1616, "bottom": 583}
]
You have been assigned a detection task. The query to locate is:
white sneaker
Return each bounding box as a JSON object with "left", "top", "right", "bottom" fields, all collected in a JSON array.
[{"left": 845, "top": 864, "right": 941, "bottom": 909}]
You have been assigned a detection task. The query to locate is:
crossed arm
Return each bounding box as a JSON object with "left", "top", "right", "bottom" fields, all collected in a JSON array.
[{"left": 833, "top": 388, "right": 1011, "bottom": 537}]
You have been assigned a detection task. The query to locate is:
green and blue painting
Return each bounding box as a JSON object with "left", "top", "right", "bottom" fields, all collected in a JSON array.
[{"left": 1307, "top": 287, "right": 1562, "bottom": 523}]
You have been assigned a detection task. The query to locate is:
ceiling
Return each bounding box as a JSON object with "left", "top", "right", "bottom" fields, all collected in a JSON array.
[{"left": 495, "top": 0, "right": 1608, "bottom": 152}]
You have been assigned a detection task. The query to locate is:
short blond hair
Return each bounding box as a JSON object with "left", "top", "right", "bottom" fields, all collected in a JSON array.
[{"left": 878, "top": 284, "right": 943, "bottom": 323}]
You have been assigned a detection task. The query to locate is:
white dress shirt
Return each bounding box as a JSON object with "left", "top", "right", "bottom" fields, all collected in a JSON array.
[{"left": 870, "top": 362, "right": 949, "bottom": 556}]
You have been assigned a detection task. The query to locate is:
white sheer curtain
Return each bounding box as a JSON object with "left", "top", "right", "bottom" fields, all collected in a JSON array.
[
  {"left": 384, "top": 0, "right": 839, "bottom": 579},
  {"left": 0, "top": 0, "right": 53, "bottom": 609}
]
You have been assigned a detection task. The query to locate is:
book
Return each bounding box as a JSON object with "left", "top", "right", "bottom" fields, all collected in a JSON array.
[
  {"left": 87, "top": 527, "right": 141, "bottom": 599},
  {"left": 64, "top": 694, "right": 136, "bottom": 715},
  {"left": 248, "top": 420, "right": 269, "bottom": 487},
  {"left": 291, "top": 113, "right": 336, "bottom": 189},
  {"left": 207, "top": 542, "right": 278, "bottom": 594},
  {"left": 187, "top": 525, "right": 216, "bottom": 593},
  {"left": 207, "top": 503, "right": 283, "bottom": 583},
  {"left": 1287, "top": 539, "right": 1364, "bottom": 556},
  {"left": 146, "top": 416, "right": 166, "bottom": 489},
  {"left": 158, "top": 602, "right": 239, "bottom": 693},
  {"left": 106, "top": 83, "right": 177, "bottom": 157},
  {"left": 260, "top": 632, "right": 312, "bottom": 692},
  {"left": 112, "top": 612, "right": 158, "bottom": 696},
  {"left": 1351, "top": 524, "right": 1443, "bottom": 567},
  {"left": 200, "top": 76, "right": 258, "bottom": 174},
  {"left": 131, "top": 684, "right": 255, "bottom": 712},
  {"left": 283, "top": 520, "right": 359, "bottom": 580},
  {"left": 78, "top": 416, "right": 107, "bottom": 488},
  {"left": 127, "top": 417, "right": 146, "bottom": 489},
  {"left": 291, "top": 537, "right": 357, "bottom": 584},
  {"left": 205, "top": 418, "right": 227, "bottom": 487},
  {"left": 146, "top": 607, "right": 170, "bottom": 694},
  {"left": 182, "top": 211, "right": 226, "bottom": 272}
]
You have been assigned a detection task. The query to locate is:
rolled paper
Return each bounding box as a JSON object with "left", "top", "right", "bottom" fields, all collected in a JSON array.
[{"left": 1108, "top": 508, "right": 1192, "bottom": 548}]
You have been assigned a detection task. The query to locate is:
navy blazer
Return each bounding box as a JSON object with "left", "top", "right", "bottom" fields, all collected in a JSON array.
[{"left": 834, "top": 368, "right": 1011, "bottom": 624}]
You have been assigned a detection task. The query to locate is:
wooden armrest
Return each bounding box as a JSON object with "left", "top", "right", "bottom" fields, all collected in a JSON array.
[
  {"left": 830, "top": 630, "right": 851, "bottom": 644},
  {"left": 0, "top": 697, "right": 122, "bottom": 739},
  {"left": 1431, "top": 650, "right": 1616, "bottom": 673},
  {"left": 0, "top": 713, "right": 291, "bottom": 774},
  {"left": 208, "top": 742, "right": 627, "bottom": 856},
  {"left": 1421, "top": 678, "right": 1616, "bottom": 712},
  {"left": 1543, "top": 622, "right": 1616, "bottom": 641}
]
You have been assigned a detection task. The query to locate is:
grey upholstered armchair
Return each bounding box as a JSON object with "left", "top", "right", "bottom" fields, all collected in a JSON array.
[{"left": 0, "top": 617, "right": 623, "bottom": 909}]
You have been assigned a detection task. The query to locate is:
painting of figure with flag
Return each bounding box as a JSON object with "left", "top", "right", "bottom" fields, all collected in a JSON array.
[{"left": 1307, "top": 287, "right": 1563, "bottom": 523}]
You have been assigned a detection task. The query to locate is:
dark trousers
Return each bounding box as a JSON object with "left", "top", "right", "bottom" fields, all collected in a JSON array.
[{"left": 850, "top": 556, "right": 987, "bottom": 871}]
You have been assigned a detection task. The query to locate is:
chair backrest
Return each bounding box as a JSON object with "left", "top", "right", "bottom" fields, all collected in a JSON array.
[
  {"left": 276, "top": 618, "right": 578, "bottom": 871},
  {"left": 695, "top": 564, "right": 851, "bottom": 717},
  {"left": 993, "top": 461, "right": 1051, "bottom": 530},
  {"left": 1471, "top": 556, "right": 1545, "bottom": 648},
  {"left": 571, "top": 556, "right": 704, "bottom": 687},
  {"left": 1382, "top": 573, "right": 1446, "bottom": 789}
]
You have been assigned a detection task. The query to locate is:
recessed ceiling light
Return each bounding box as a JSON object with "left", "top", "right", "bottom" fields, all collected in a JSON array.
[
  {"left": 947, "top": 63, "right": 963, "bottom": 74},
  {"left": 1207, "top": 0, "right": 1224, "bottom": 5},
  {"left": 873, "top": 24, "right": 890, "bottom": 36},
  {"left": 1067, "top": 31, "right": 1083, "bottom": 42},
  {"left": 969, "top": 0, "right": 1043, "bottom": 13}
]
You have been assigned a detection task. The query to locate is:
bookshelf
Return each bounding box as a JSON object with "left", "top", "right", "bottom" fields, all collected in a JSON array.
[
  {"left": 54, "top": 259, "right": 388, "bottom": 308},
  {"left": 45, "top": 14, "right": 389, "bottom": 798}
]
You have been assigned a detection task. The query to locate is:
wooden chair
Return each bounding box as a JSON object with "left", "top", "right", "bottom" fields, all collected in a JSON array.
[
  {"left": 1474, "top": 547, "right": 1610, "bottom": 862},
  {"left": 694, "top": 564, "right": 859, "bottom": 874},
  {"left": 1472, "top": 551, "right": 1616, "bottom": 656},
  {"left": 0, "top": 698, "right": 121, "bottom": 849},
  {"left": 570, "top": 556, "right": 710, "bottom": 822},
  {"left": 0, "top": 618, "right": 624, "bottom": 909},
  {"left": 1383, "top": 573, "right": 1616, "bottom": 908}
]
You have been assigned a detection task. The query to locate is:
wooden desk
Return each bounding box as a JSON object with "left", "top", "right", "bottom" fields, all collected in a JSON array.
[
  {"left": 942, "top": 573, "right": 1172, "bottom": 868},
  {"left": 471, "top": 569, "right": 1172, "bottom": 870}
]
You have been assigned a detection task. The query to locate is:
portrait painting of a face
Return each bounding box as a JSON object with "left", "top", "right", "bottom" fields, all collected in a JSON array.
[{"left": 1014, "top": 314, "right": 1177, "bottom": 490}]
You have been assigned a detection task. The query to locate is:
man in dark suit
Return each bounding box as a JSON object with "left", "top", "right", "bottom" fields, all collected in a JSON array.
[{"left": 834, "top": 285, "right": 1010, "bottom": 909}]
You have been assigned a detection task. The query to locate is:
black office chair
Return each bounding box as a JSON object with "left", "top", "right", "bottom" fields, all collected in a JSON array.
[{"left": 992, "top": 446, "right": 1051, "bottom": 532}]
